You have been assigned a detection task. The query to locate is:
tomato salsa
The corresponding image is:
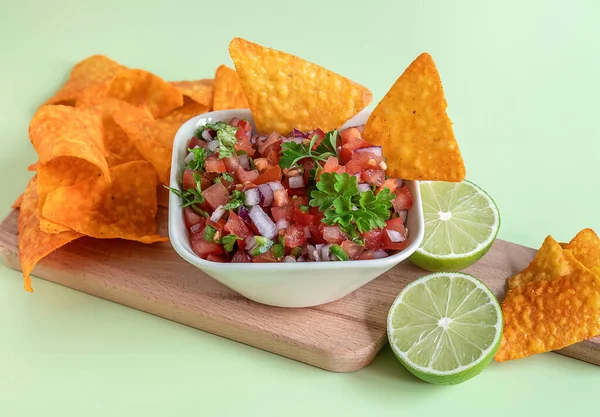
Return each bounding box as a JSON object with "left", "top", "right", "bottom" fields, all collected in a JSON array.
[{"left": 168, "top": 118, "right": 413, "bottom": 263}]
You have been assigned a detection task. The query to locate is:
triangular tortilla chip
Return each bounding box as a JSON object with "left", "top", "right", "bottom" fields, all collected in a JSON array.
[
  {"left": 18, "top": 176, "right": 82, "bottom": 292},
  {"left": 213, "top": 65, "right": 249, "bottom": 111},
  {"left": 170, "top": 79, "right": 214, "bottom": 108},
  {"left": 229, "top": 38, "right": 372, "bottom": 134},
  {"left": 363, "top": 53, "right": 465, "bottom": 182},
  {"left": 563, "top": 228, "right": 600, "bottom": 269},
  {"left": 496, "top": 244, "right": 600, "bottom": 362}
]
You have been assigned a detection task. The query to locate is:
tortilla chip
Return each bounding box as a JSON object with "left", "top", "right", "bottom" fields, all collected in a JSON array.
[
  {"left": 113, "top": 100, "right": 206, "bottom": 184},
  {"left": 18, "top": 176, "right": 82, "bottom": 292},
  {"left": 229, "top": 38, "right": 372, "bottom": 134},
  {"left": 37, "top": 157, "right": 101, "bottom": 233},
  {"left": 105, "top": 68, "right": 183, "bottom": 118},
  {"left": 362, "top": 53, "right": 466, "bottom": 182},
  {"left": 12, "top": 194, "right": 23, "bottom": 209},
  {"left": 42, "top": 161, "right": 167, "bottom": 243},
  {"left": 29, "top": 105, "right": 110, "bottom": 180},
  {"left": 28, "top": 162, "right": 39, "bottom": 171},
  {"left": 508, "top": 236, "right": 577, "bottom": 289},
  {"left": 564, "top": 228, "right": 600, "bottom": 269},
  {"left": 45, "top": 55, "right": 123, "bottom": 106},
  {"left": 157, "top": 183, "right": 169, "bottom": 208},
  {"left": 213, "top": 65, "right": 249, "bottom": 111},
  {"left": 170, "top": 79, "right": 214, "bottom": 107},
  {"left": 495, "top": 248, "right": 600, "bottom": 362}
]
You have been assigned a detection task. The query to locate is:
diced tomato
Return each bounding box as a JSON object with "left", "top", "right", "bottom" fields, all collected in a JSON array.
[
  {"left": 319, "top": 156, "right": 339, "bottom": 179},
  {"left": 235, "top": 167, "right": 259, "bottom": 184},
  {"left": 207, "top": 254, "right": 228, "bottom": 263},
  {"left": 254, "top": 165, "right": 282, "bottom": 185},
  {"left": 340, "top": 127, "right": 362, "bottom": 144},
  {"left": 322, "top": 225, "right": 346, "bottom": 244},
  {"left": 342, "top": 135, "right": 371, "bottom": 152},
  {"left": 231, "top": 250, "right": 251, "bottom": 263},
  {"left": 223, "top": 155, "right": 240, "bottom": 173},
  {"left": 341, "top": 240, "right": 365, "bottom": 259},
  {"left": 229, "top": 117, "right": 241, "bottom": 127},
  {"left": 252, "top": 250, "right": 278, "bottom": 263},
  {"left": 225, "top": 211, "right": 252, "bottom": 238},
  {"left": 361, "top": 169, "right": 385, "bottom": 186},
  {"left": 339, "top": 147, "right": 354, "bottom": 164},
  {"left": 307, "top": 128, "right": 325, "bottom": 146},
  {"left": 291, "top": 195, "right": 309, "bottom": 208},
  {"left": 284, "top": 225, "right": 307, "bottom": 248},
  {"left": 237, "top": 119, "right": 252, "bottom": 132},
  {"left": 293, "top": 208, "right": 319, "bottom": 227},
  {"left": 361, "top": 227, "right": 384, "bottom": 250},
  {"left": 182, "top": 168, "right": 199, "bottom": 190},
  {"left": 382, "top": 217, "right": 409, "bottom": 251},
  {"left": 309, "top": 225, "right": 326, "bottom": 244},
  {"left": 377, "top": 178, "right": 399, "bottom": 194},
  {"left": 207, "top": 219, "right": 226, "bottom": 235},
  {"left": 188, "top": 137, "right": 205, "bottom": 150},
  {"left": 202, "top": 182, "right": 229, "bottom": 210},
  {"left": 205, "top": 156, "right": 227, "bottom": 173},
  {"left": 266, "top": 149, "right": 280, "bottom": 165},
  {"left": 392, "top": 186, "right": 413, "bottom": 212},
  {"left": 258, "top": 132, "right": 282, "bottom": 155},
  {"left": 191, "top": 235, "right": 223, "bottom": 258},
  {"left": 254, "top": 158, "right": 273, "bottom": 173},
  {"left": 301, "top": 159, "right": 315, "bottom": 183},
  {"left": 288, "top": 186, "right": 307, "bottom": 199},
  {"left": 271, "top": 205, "right": 294, "bottom": 222},
  {"left": 345, "top": 152, "right": 384, "bottom": 174},
  {"left": 183, "top": 207, "right": 205, "bottom": 229},
  {"left": 234, "top": 135, "right": 255, "bottom": 156},
  {"left": 356, "top": 250, "right": 377, "bottom": 260},
  {"left": 273, "top": 189, "right": 290, "bottom": 207}
]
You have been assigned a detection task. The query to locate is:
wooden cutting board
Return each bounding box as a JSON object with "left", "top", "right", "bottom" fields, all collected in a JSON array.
[{"left": 0, "top": 209, "right": 598, "bottom": 371}]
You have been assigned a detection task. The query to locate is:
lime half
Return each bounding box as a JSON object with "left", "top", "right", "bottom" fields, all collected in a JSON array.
[
  {"left": 410, "top": 180, "right": 500, "bottom": 272},
  {"left": 387, "top": 272, "right": 503, "bottom": 385}
]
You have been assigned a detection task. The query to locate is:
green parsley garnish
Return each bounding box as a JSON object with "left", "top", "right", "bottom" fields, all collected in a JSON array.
[
  {"left": 187, "top": 147, "right": 207, "bottom": 171},
  {"left": 204, "top": 224, "right": 217, "bottom": 242},
  {"left": 279, "top": 130, "right": 339, "bottom": 169},
  {"left": 164, "top": 173, "right": 208, "bottom": 217},
  {"left": 220, "top": 234, "right": 242, "bottom": 252},
  {"left": 330, "top": 244, "right": 349, "bottom": 261},
  {"left": 309, "top": 172, "right": 394, "bottom": 240},
  {"left": 223, "top": 190, "right": 245, "bottom": 210},
  {"left": 272, "top": 243, "right": 285, "bottom": 259}
]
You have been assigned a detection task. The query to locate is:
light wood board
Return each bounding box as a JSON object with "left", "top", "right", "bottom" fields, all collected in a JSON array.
[{"left": 0, "top": 209, "right": 598, "bottom": 371}]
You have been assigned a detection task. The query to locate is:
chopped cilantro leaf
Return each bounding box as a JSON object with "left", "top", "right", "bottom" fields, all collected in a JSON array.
[
  {"left": 164, "top": 173, "right": 208, "bottom": 217},
  {"left": 223, "top": 190, "right": 245, "bottom": 210},
  {"left": 187, "top": 147, "right": 207, "bottom": 171},
  {"left": 202, "top": 121, "right": 238, "bottom": 159},
  {"left": 204, "top": 224, "right": 217, "bottom": 242},
  {"left": 272, "top": 243, "right": 285, "bottom": 259}
]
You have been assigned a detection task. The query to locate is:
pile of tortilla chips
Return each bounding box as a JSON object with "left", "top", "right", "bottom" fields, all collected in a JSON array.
[
  {"left": 495, "top": 229, "right": 600, "bottom": 361},
  {"left": 15, "top": 54, "right": 250, "bottom": 291}
]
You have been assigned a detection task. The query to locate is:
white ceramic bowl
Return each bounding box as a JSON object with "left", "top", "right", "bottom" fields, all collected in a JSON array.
[{"left": 168, "top": 109, "right": 424, "bottom": 308}]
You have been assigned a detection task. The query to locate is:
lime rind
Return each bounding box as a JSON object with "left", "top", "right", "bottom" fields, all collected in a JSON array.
[{"left": 387, "top": 272, "right": 503, "bottom": 384}]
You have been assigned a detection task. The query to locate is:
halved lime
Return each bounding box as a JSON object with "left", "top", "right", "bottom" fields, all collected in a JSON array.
[
  {"left": 387, "top": 272, "right": 502, "bottom": 385},
  {"left": 410, "top": 180, "right": 500, "bottom": 272}
]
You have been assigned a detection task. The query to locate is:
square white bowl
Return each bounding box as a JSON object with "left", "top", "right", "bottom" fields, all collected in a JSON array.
[{"left": 168, "top": 109, "right": 424, "bottom": 308}]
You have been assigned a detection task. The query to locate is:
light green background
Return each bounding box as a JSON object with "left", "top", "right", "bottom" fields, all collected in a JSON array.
[{"left": 1, "top": 0, "right": 598, "bottom": 415}]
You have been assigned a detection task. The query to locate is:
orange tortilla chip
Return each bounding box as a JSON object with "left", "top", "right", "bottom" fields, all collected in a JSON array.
[
  {"left": 213, "top": 65, "right": 249, "bottom": 111},
  {"left": 18, "top": 176, "right": 82, "bottom": 292},
  {"left": 363, "top": 53, "right": 466, "bottom": 182},
  {"left": 170, "top": 79, "right": 214, "bottom": 107},
  {"left": 45, "top": 55, "right": 123, "bottom": 106},
  {"left": 508, "top": 236, "right": 577, "bottom": 289},
  {"left": 563, "top": 228, "right": 600, "bottom": 269},
  {"left": 113, "top": 100, "right": 206, "bottom": 184},
  {"left": 12, "top": 194, "right": 23, "bottom": 209},
  {"left": 42, "top": 161, "right": 167, "bottom": 243},
  {"left": 229, "top": 38, "right": 372, "bottom": 134},
  {"left": 105, "top": 68, "right": 183, "bottom": 118},
  {"left": 28, "top": 162, "right": 39, "bottom": 171},
  {"left": 495, "top": 247, "right": 600, "bottom": 362}
]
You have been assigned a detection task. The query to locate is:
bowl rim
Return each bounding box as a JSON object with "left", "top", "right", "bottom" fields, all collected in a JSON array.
[{"left": 168, "top": 109, "right": 425, "bottom": 270}]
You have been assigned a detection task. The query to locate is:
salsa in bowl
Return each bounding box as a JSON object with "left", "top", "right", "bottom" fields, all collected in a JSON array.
[{"left": 168, "top": 109, "right": 424, "bottom": 307}]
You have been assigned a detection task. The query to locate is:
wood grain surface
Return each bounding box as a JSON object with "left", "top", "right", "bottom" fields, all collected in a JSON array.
[{"left": 0, "top": 209, "right": 598, "bottom": 371}]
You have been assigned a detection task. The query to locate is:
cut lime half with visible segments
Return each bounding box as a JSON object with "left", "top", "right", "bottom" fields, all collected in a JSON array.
[
  {"left": 387, "top": 272, "right": 503, "bottom": 385},
  {"left": 410, "top": 180, "right": 500, "bottom": 272}
]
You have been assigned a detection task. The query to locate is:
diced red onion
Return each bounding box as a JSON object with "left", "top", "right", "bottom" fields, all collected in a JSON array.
[
  {"left": 245, "top": 129, "right": 252, "bottom": 140},
  {"left": 297, "top": 256, "right": 306, "bottom": 262},
  {"left": 288, "top": 176, "right": 304, "bottom": 189},
  {"left": 292, "top": 128, "right": 309, "bottom": 138},
  {"left": 357, "top": 183, "right": 371, "bottom": 193},
  {"left": 257, "top": 183, "right": 274, "bottom": 206},
  {"left": 238, "top": 154, "right": 251, "bottom": 170},
  {"left": 268, "top": 181, "right": 284, "bottom": 191},
  {"left": 245, "top": 236, "right": 257, "bottom": 251},
  {"left": 238, "top": 206, "right": 252, "bottom": 224},
  {"left": 210, "top": 205, "right": 226, "bottom": 222},
  {"left": 312, "top": 248, "right": 321, "bottom": 262},
  {"left": 202, "top": 129, "right": 214, "bottom": 141},
  {"left": 355, "top": 124, "right": 365, "bottom": 133},
  {"left": 249, "top": 205, "right": 277, "bottom": 239},
  {"left": 306, "top": 245, "right": 316, "bottom": 259},
  {"left": 355, "top": 146, "right": 383, "bottom": 156},
  {"left": 386, "top": 229, "right": 406, "bottom": 243},
  {"left": 354, "top": 173, "right": 361, "bottom": 181},
  {"left": 283, "top": 256, "right": 297, "bottom": 263},
  {"left": 282, "top": 137, "right": 303, "bottom": 144},
  {"left": 207, "top": 140, "right": 219, "bottom": 152},
  {"left": 321, "top": 244, "right": 331, "bottom": 261},
  {"left": 374, "top": 249, "right": 388, "bottom": 259},
  {"left": 244, "top": 188, "right": 261, "bottom": 206},
  {"left": 184, "top": 146, "right": 200, "bottom": 165},
  {"left": 229, "top": 117, "right": 240, "bottom": 126},
  {"left": 399, "top": 210, "right": 408, "bottom": 223},
  {"left": 276, "top": 219, "right": 290, "bottom": 231},
  {"left": 304, "top": 226, "right": 311, "bottom": 238},
  {"left": 398, "top": 179, "right": 403, "bottom": 188}
]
